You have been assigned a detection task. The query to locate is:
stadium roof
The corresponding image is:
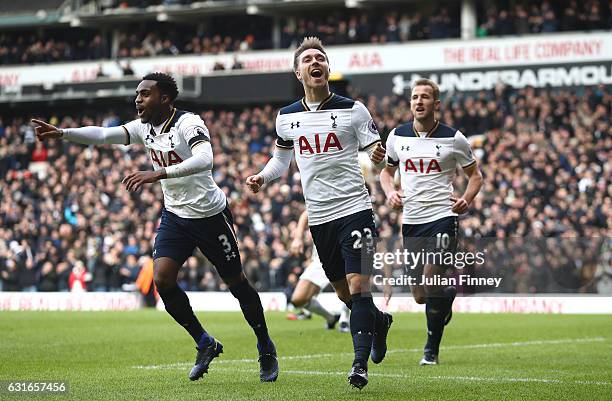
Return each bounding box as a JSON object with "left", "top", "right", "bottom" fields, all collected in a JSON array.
[{"left": 0, "top": 0, "right": 449, "bottom": 28}]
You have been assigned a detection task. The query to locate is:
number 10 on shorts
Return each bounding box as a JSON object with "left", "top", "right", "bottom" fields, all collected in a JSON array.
[{"left": 436, "top": 232, "right": 450, "bottom": 249}]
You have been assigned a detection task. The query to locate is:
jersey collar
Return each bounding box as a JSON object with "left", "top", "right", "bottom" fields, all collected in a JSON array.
[
  {"left": 413, "top": 119, "right": 439, "bottom": 138},
  {"left": 149, "top": 108, "right": 177, "bottom": 136},
  {"left": 162, "top": 108, "right": 177, "bottom": 133},
  {"left": 301, "top": 92, "right": 334, "bottom": 111}
]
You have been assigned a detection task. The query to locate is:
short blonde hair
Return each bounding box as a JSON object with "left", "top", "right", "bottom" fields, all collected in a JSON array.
[
  {"left": 412, "top": 78, "right": 440, "bottom": 100},
  {"left": 293, "top": 36, "right": 328, "bottom": 70}
]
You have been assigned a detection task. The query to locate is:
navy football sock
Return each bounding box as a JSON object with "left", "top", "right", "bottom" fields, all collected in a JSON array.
[
  {"left": 229, "top": 279, "right": 273, "bottom": 353},
  {"left": 443, "top": 285, "right": 457, "bottom": 304},
  {"left": 373, "top": 305, "right": 386, "bottom": 333},
  {"left": 424, "top": 295, "right": 447, "bottom": 354},
  {"left": 158, "top": 285, "right": 208, "bottom": 346},
  {"left": 350, "top": 293, "right": 375, "bottom": 367}
]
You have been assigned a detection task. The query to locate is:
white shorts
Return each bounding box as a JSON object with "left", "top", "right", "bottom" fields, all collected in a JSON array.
[{"left": 299, "top": 246, "right": 330, "bottom": 290}]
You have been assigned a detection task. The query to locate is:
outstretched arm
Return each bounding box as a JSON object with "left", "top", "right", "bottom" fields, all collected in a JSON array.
[
  {"left": 32, "top": 119, "right": 127, "bottom": 145},
  {"left": 245, "top": 146, "right": 293, "bottom": 193}
]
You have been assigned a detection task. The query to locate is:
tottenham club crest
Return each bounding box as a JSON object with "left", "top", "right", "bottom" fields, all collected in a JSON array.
[{"left": 330, "top": 113, "right": 338, "bottom": 128}]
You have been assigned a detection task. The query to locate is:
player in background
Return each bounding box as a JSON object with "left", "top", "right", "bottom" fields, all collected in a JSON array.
[
  {"left": 246, "top": 37, "right": 392, "bottom": 389},
  {"left": 32, "top": 72, "right": 279, "bottom": 382},
  {"left": 380, "top": 78, "right": 483, "bottom": 365},
  {"left": 288, "top": 210, "right": 350, "bottom": 332}
]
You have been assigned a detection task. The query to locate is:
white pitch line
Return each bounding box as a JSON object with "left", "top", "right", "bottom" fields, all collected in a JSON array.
[
  {"left": 133, "top": 353, "right": 337, "bottom": 370},
  {"left": 132, "top": 337, "right": 606, "bottom": 371},
  {"left": 389, "top": 336, "right": 607, "bottom": 354},
  {"left": 208, "top": 368, "right": 612, "bottom": 386}
]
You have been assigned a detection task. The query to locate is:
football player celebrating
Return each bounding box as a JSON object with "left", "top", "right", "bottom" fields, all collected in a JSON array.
[
  {"left": 380, "top": 78, "right": 483, "bottom": 366},
  {"left": 32, "top": 72, "right": 279, "bottom": 383},
  {"left": 246, "top": 37, "right": 392, "bottom": 389}
]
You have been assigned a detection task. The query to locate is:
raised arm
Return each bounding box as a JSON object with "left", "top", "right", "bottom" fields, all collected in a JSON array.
[
  {"left": 246, "top": 146, "right": 293, "bottom": 193},
  {"left": 122, "top": 141, "right": 214, "bottom": 192},
  {"left": 247, "top": 111, "right": 294, "bottom": 193},
  {"left": 32, "top": 119, "right": 128, "bottom": 145},
  {"left": 352, "top": 101, "right": 385, "bottom": 166},
  {"left": 123, "top": 117, "right": 215, "bottom": 192}
]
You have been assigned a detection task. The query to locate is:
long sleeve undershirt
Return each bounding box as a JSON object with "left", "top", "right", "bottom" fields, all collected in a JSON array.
[{"left": 260, "top": 147, "right": 293, "bottom": 184}]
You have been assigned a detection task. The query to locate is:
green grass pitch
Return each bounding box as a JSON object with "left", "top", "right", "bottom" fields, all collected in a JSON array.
[{"left": 0, "top": 310, "right": 610, "bottom": 400}]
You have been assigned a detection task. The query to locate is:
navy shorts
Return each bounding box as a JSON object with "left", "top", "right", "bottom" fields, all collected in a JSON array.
[
  {"left": 309, "top": 209, "right": 377, "bottom": 283},
  {"left": 402, "top": 216, "right": 458, "bottom": 271},
  {"left": 153, "top": 205, "right": 242, "bottom": 279}
]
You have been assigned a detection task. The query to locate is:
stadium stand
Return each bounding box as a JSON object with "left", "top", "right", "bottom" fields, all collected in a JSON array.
[
  {"left": 0, "top": 0, "right": 65, "bottom": 14},
  {"left": 0, "top": 0, "right": 610, "bottom": 295},
  {"left": 1, "top": 0, "right": 609, "bottom": 65},
  {"left": 1, "top": 85, "right": 609, "bottom": 293},
  {"left": 476, "top": 0, "right": 611, "bottom": 36}
]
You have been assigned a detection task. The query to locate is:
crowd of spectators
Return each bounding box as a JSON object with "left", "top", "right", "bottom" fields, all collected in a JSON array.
[
  {"left": 0, "top": 84, "right": 610, "bottom": 294},
  {"left": 0, "top": 20, "right": 266, "bottom": 66},
  {"left": 0, "top": 32, "right": 109, "bottom": 65},
  {"left": 114, "top": 23, "right": 269, "bottom": 60},
  {"left": 2, "top": 0, "right": 609, "bottom": 66},
  {"left": 280, "top": 8, "right": 458, "bottom": 48},
  {"left": 477, "top": 0, "right": 611, "bottom": 37}
]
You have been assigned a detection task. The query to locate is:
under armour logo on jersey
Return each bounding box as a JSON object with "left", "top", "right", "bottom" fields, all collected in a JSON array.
[
  {"left": 225, "top": 252, "right": 237, "bottom": 261},
  {"left": 435, "top": 144, "right": 441, "bottom": 156},
  {"left": 330, "top": 113, "right": 338, "bottom": 128},
  {"left": 145, "top": 135, "right": 154, "bottom": 144},
  {"left": 401, "top": 145, "right": 410, "bottom": 151},
  {"left": 291, "top": 122, "right": 300, "bottom": 129}
]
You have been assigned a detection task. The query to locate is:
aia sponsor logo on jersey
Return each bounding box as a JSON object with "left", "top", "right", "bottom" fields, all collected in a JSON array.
[
  {"left": 298, "top": 133, "right": 343, "bottom": 155},
  {"left": 150, "top": 149, "right": 183, "bottom": 167},
  {"left": 404, "top": 158, "right": 442, "bottom": 173}
]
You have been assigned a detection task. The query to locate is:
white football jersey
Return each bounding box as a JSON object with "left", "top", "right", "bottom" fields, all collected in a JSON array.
[
  {"left": 122, "top": 109, "right": 226, "bottom": 219},
  {"left": 275, "top": 94, "right": 380, "bottom": 226},
  {"left": 386, "top": 121, "right": 476, "bottom": 225}
]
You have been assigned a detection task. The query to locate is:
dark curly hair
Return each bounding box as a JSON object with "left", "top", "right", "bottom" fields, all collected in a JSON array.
[{"left": 142, "top": 72, "right": 179, "bottom": 102}]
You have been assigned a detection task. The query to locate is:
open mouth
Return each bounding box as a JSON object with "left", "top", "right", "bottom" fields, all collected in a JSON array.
[
  {"left": 136, "top": 107, "right": 145, "bottom": 117},
  {"left": 416, "top": 107, "right": 425, "bottom": 112},
  {"left": 310, "top": 69, "right": 323, "bottom": 78}
]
